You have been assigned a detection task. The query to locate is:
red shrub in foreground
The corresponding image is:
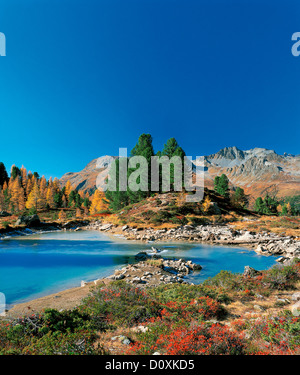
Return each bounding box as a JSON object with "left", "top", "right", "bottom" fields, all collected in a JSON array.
[{"left": 128, "top": 323, "right": 247, "bottom": 355}]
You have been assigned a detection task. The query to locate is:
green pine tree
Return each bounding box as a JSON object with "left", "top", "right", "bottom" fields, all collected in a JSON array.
[
  {"left": 160, "top": 138, "right": 186, "bottom": 192},
  {"left": 231, "top": 186, "right": 249, "bottom": 208},
  {"left": 0, "top": 162, "right": 8, "bottom": 187},
  {"left": 214, "top": 174, "right": 230, "bottom": 199},
  {"left": 254, "top": 197, "right": 264, "bottom": 214}
]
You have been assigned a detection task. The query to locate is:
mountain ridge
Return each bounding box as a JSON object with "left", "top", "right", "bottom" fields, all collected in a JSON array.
[{"left": 60, "top": 146, "right": 300, "bottom": 201}]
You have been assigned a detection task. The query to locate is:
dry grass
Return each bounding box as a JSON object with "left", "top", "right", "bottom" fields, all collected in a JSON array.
[
  {"left": 230, "top": 215, "right": 300, "bottom": 239},
  {"left": 145, "top": 258, "right": 163, "bottom": 268}
]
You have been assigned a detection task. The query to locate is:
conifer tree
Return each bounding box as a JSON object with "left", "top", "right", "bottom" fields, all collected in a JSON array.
[
  {"left": 0, "top": 162, "right": 8, "bottom": 187},
  {"left": 214, "top": 174, "right": 230, "bottom": 199},
  {"left": 54, "top": 191, "right": 63, "bottom": 208},
  {"left": 75, "top": 208, "right": 82, "bottom": 218},
  {"left": 90, "top": 190, "right": 108, "bottom": 214},
  {"left": 0, "top": 187, "right": 5, "bottom": 211},
  {"left": 83, "top": 197, "right": 90, "bottom": 209},
  {"left": 68, "top": 190, "right": 76, "bottom": 207},
  {"left": 61, "top": 194, "right": 67, "bottom": 208},
  {"left": 39, "top": 176, "right": 48, "bottom": 209},
  {"left": 202, "top": 195, "right": 212, "bottom": 213},
  {"left": 26, "top": 181, "right": 42, "bottom": 211},
  {"left": 26, "top": 174, "right": 34, "bottom": 197},
  {"left": 231, "top": 187, "right": 249, "bottom": 208},
  {"left": 11, "top": 165, "right": 21, "bottom": 180},
  {"left": 160, "top": 137, "right": 186, "bottom": 192},
  {"left": 53, "top": 177, "right": 60, "bottom": 192},
  {"left": 10, "top": 178, "right": 25, "bottom": 212},
  {"left": 127, "top": 133, "right": 155, "bottom": 202},
  {"left": 46, "top": 186, "right": 56, "bottom": 208},
  {"left": 20, "top": 166, "right": 28, "bottom": 193},
  {"left": 254, "top": 197, "right": 264, "bottom": 214},
  {"left": 58, "top": 209, "right": 67, "bottom": 221},
  {"left": 64, "top": 181, "right": 72, "bottom": 200},
  {"left": 1, "top": 181, "right": 10, "bottom": 211},
  {"left": 281, "top": 204, "right": 288, "bottom": 216}
]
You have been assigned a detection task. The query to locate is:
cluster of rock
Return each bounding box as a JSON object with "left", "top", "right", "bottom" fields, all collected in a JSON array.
[
  {"left": 88, "top": 221, "right": 300, "bottom": 261},
  {"left": 162, "top": 258, "right": 202, "bottom": 274},
  {"left": 101, "top": 251, "right": 202, "bottom": 287},
  {"left": 255, "top": 239, "right": 300, "bottom": 263}
]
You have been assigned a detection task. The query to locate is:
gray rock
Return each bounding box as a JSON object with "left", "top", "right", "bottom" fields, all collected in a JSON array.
[
  {"left": 135, "top": 252, "right": 150, "bottom": 261},
  {"left": 255, "top": 244, "right": 267, "bottom": 254},
  {"left": 132, "top": 325, "right": 149, "bottom": 333},
  {"left": 112, "top": 335, "right": 128, "bottom": 342},
  {"left": 115, "top": 274, "right": 125, "bottom": 280},
  {"left": 276, "top": 298, "right": 290, "bottom": 304},
  {"left": 291, "top": 292, "right": 300, "bottom": 302},
  {"left": 291, "top": 301, "right": 300, "bottom": 316},
  {"left": 15, "top": 214, "right": 40, "bottom": 227},
  {"left": 255, "top": 293, "right": 264, "bottom": 299},
  {"left": 276, "top": 257, "right": 286, "bottom": 263},
  {"left": 243, "top": 266, "right": 261, "bottom": 277}
]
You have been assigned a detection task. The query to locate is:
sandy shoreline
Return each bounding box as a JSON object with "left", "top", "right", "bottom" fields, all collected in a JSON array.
[{"left": 6, "top": 280, "right": 105, "bottom": 319}]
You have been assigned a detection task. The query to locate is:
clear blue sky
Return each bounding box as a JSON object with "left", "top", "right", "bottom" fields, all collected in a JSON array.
[{"left": 0, "top": 0, "right": 299, "bottom": 179}]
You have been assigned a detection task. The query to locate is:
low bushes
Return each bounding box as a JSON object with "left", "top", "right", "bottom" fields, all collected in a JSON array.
[
  {"left": 262, "top": 261, "right": 300, "bottom": 290},
  {"left": 0, "top": 309, "right": 106, "bottom": 355},
  {"left": 1, "top": 260, "right": 299, "bottom": 355},
  {"left": 81, "top": 281, "right": 161, "bottom": 327}
]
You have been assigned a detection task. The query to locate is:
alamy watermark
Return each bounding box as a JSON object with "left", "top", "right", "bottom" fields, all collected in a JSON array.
[
  {"left": 96, "top": 148, "right": 205, "bottom": 202},
  {"left": 291, "top": 32, "right": 300, "bottom": 57},
  {"left": 0, "top": 32, "right": 6, "bottom": 56},
  {"left": 0, "top": 293, "right": 6, "bottom": 316}
]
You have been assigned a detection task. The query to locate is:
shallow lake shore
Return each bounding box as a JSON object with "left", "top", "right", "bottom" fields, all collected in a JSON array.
[
  {"left": 3, "top": 219, "right": 299, "bottom": 318},
  {"left": 88, "top": 221, "right": 300, "bottom": 261}
]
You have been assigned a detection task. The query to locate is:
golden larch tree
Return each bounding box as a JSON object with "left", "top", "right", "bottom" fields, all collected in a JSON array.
[
  {"left": 0, "top": 187, "right": 5, "bottom": 211},
  {"left": 286, "top": 202, "right": 292, "bottom": 216},
  {"left": 53, "top": 177, "right": 60, "bottom": 192},
  {"left": 46, "top": 186, "right": 56, "bottom": 208},
  {"left": 26, "top": 181, "right": 42, "bottom": 211},
  {"left": 58, "top": 209, "right": 67, "bottom": 221},
  {"left": 64, "top": 180, "right": 72, "bottom": 199},
  {"left": 89, "top": 190, "right": 108, "bottom": 214},
  {"left": 38, "top": 176, "right": 48, "bottom": 209},
  {"left": 61, "top": 194, "right": 67, "bottom": 208},
  {"left": 10, "top": 178, "right": 25, "bottom": 212},
  {"left": 26, "top": 173, "right": 34, "bottom": 197},
  {"left": 202, "top": 196, "right": 212, "bottom": 213},
  {"left": 20, "top": 166, "right": 28, "bottom": 192}
]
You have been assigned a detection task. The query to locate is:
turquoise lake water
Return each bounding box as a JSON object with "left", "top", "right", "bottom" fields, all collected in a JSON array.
[{"left": 0, "top": 230, "right": 278, "bottom": 307}]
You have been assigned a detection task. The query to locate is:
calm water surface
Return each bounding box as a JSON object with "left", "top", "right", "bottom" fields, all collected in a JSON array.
[{"left": 0, "top": 230, "right": 278, "bottom": 306}]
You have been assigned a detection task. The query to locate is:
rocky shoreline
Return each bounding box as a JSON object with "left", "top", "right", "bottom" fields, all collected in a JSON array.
[
  {"left": 2, "top": 216, "right": 299, "bottom": 263},
  {"left": 87, "top": 221, "right": 300, "bottom": 263},
  {"left": 3, "top": 218, "right": 300, "bottom": 317},
  {"left": 0, "top": 218, "right": 89, "bottom": 240}
]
